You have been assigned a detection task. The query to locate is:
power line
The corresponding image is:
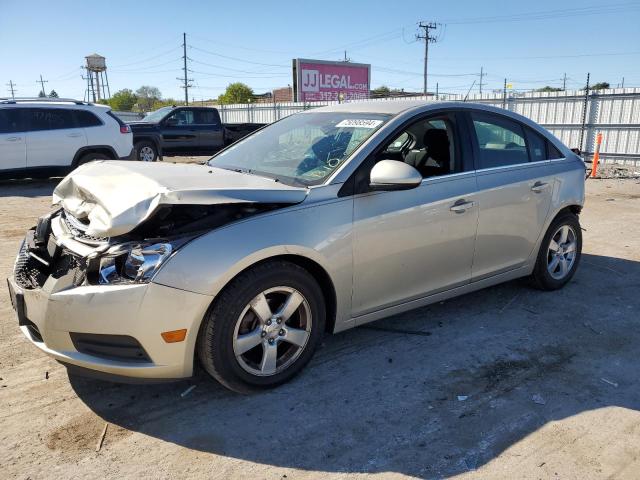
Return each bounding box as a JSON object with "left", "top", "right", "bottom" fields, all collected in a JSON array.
[
  {"left": 442, "top": 2, "right": 640, "bottom": 25},
  {"left": 416, "top": 22, "right": 438, "bottom": 95}
]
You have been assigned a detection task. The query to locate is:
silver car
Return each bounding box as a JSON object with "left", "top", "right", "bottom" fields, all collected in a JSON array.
[{"left": 7, "top": 101, "right": 585, "bottom": 392}]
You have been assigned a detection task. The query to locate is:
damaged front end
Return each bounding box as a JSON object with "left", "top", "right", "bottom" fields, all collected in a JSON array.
[
  {"left": 14, "top": 161, "right": 308, "bottom": 291},
  {"left": 16, "top": 202, "right": 289, "bottom": 291}
]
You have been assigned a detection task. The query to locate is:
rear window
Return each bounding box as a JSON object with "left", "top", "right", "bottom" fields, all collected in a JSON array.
[
  {"left": 24, "top": 108, "right": 75, "bottom": 131},
  {"left": 75, "top": 110, "right": 102, "bottom": 127},
  {"left": 195, "top": 109, "right": 220, "bottom": 125},
  {"left": 471, "top": 112, "right": 529, "bottom": 168},
  {"left": 547, "top": 143, "right": 564, "bottom": 159},
  {"left": 525, "top": 128, "right": 547, "bottom": 162}
]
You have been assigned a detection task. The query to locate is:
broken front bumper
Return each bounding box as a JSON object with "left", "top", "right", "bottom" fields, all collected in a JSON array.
[{"left": 7, "top": 223, "right": 213, "bottom": 380}]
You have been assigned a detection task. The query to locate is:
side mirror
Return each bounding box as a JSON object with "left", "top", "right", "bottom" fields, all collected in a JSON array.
[
  {"left": 369, "top": 160, "right": 422, "bottom": 191},
  {"left": 165, "top": 117, "right": 178, "bottom": 127}
]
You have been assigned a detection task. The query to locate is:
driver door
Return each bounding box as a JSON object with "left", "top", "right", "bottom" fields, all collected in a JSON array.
[{"left": 351, "top": 112, "right": 479, "bottom": 318}]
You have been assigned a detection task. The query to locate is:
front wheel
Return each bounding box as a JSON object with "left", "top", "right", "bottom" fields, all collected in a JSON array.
[
  {"left": 135, "top": 141, "right": 158, "bottom": 162},
  {"left": 531, "top": 212, "right": 582, "bottom": 290},
  {"left": 197, "top": 261, "right": 326, "bottom": 393}
]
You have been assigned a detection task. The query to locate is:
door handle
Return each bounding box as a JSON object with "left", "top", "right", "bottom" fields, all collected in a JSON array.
[
  {"left": 531, "top": 181, "right": 549, "bottom": 193},
  {"left": 67, "top": 132, "right": 83, "bottom": 138},
  {"left": 450, "top": 200, "right": 475, "bottom": 213},
  {"left": 5, "top": 136, "right": 21, "bottom": 142}
]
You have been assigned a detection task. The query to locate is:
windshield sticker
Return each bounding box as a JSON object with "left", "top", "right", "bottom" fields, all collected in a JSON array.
[{"left": 335, "top": 119, "right": 383, "bottom": 129}]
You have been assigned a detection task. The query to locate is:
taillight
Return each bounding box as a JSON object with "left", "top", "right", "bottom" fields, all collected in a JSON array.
[{"left": 120, "top": 125, "right": 131, "bottom": 134}]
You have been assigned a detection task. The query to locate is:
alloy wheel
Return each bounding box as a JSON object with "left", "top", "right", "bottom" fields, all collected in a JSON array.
[
  {"left": 547, "top": 224, "right": 577, "bottom": 280},
  {"left": 139, "top": 146, "right": 155, "bottom": 162},
  {"left": 232, "top": 286, "right": 312, "bottom": 376}
]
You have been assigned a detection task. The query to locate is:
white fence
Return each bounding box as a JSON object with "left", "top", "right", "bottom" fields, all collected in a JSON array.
[{"left": 217, "top": 88, "right": 640, "bottom": 166}]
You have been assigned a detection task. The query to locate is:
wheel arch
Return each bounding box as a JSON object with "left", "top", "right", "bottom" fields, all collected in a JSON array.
[
  {"left": 134, "top": 136, "right": 162, "bottom": 158},
  {"left": 205, "top": 253, "right": 338, "bottom": 335},
  {"left": 72, "top": 146, "right": 117, "bottom": 166}
]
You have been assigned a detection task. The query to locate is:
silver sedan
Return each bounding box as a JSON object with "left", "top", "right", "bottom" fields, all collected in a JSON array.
[{"left": 8, "top": 101, "right": 585, "bottom": 392}]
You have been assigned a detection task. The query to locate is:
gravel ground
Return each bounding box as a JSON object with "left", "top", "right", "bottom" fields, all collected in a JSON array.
[{"left": 1, "top": 164, "right": 639, "bottom": 479}]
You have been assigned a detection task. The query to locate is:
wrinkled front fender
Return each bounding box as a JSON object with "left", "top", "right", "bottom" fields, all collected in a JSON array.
[{"left": 152, "top": 194, "right": 355, "bottom": 331}]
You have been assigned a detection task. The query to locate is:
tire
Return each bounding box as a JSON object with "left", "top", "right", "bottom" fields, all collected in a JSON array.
[
  {"left": 530, "top": 211, "right": 582, "bottom": 290},
  {"left": 76, "top": 152, "right": 110, "bottom": 166},
  {"left": 197, "top": 260, "right": 326, "bottom": 393},
  {"left": 135, "top": 141, "right": 158, "bottom": 162}
]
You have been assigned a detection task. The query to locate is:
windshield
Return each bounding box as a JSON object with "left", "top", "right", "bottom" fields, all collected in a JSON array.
[
  {"left": 143, "top": 106, "right": 173, "bottom": 123},
  {"left": 208, "top": 112, "right": 390, "bottom": 186}
]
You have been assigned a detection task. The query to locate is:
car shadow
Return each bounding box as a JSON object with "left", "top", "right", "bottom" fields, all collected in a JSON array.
[
  {"left": 0, "top": 177, "right": 60, "bottom": 198},
  {"left": 69, "top": 253, "right": 640, "bottom": 478}
]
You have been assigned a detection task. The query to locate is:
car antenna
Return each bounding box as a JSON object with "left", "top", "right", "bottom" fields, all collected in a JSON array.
[{"left": 463, "top": 80, "right": 476, "bottom": 102}]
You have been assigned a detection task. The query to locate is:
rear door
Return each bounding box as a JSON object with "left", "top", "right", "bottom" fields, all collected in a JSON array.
[
  {"left": 194, "top": 109, "right": 224, "bottom": 152},
  {"left": 467, "top": 111, "right": 553, "bottom": 279},
  {"left": 160, "top": 108, "right": 199, "bottom": 152},
  {"left": 0, "top": 108, "right": 26, "bottom": 170},
  {"left": 24, "top": 108, "right": 87, "bottom": 167}
]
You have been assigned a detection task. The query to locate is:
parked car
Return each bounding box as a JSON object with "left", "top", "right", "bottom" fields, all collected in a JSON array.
[
  {"left": 0, "top": 98, "right": 133, "bottom": 177},
  {"left": 8, "top": 101, "right": 585, "bottom": 392},
  {"left": 128, "top": 106, "right": 263, "bottom": 161}
]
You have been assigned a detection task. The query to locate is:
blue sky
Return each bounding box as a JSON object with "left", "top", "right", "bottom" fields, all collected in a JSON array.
[{"left": 1, "top": 0, "right": 640, "bottom": 101}]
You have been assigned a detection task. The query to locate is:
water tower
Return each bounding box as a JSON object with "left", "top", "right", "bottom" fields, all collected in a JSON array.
[{"left": 83, "top": 53, "right": 111, "bottom": 102}]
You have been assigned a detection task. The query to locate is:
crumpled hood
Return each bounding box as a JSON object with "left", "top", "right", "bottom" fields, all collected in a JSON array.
[{"left": 53, "top": 161, "right": 308, "bottom": 238}]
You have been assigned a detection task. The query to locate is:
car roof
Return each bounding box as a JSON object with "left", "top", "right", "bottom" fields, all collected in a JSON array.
[{"left": 310, "top": 100, "right": 436, "bottom": 115}]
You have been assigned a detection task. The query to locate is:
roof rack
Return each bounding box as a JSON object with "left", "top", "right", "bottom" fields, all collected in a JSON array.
[{"left": 0, "top": 97, "right": 93, "bottom": 105}]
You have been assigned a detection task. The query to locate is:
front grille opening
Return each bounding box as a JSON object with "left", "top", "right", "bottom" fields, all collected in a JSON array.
[
  {"left": 70, "top": 333, "right": 151, "bottom": 363},
  {"left": 24, "top": 320, "right": 43, "bottom": 343}
]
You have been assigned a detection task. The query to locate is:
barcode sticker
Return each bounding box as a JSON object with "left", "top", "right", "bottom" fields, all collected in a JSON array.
[{"left": 336, "top": 119, "right": 383, "bottom": 129}]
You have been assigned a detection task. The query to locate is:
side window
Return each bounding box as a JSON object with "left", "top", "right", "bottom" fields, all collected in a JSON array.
[
  {"left": 547, "top": 142, "right": 564, "bottom": 159},
  {"left": 167, "top": 109, "right": 195, "bottom": 125},
  {"left": 24, "top": 108, "right": 75, "bottom": 131},
  {"left": 0, "top": 109, "right": 22, "bottom": 133},
  {"left": 526, "top": 128, "right": 547, "bottom": 162},
  {"left": 195, "top": 110, "right": 220, "bottom": 125},
  {"left": 378, "top": 115, "right": 457, "bottom": 178},
  {"left": 75, "top": 110, "right": 102, "bottom": 127},
  {"left": 471, "top": 112, "right": 528, "bottom": 168}
]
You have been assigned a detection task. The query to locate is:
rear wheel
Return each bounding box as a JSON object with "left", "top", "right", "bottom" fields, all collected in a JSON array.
[
  {"left": 76, "top": 152, "right": 110, "bottom": 167},
  {"left": 135, "top": 141, "right": 158, "bottom": 162},
  {"left": 197, "top": 261, "right": 325, "bottom": 393},
  {"left": 531, "top": 212, "right": 582, "bottom": 290}
]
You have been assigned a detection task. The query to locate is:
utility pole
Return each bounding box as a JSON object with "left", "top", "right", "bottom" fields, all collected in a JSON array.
[
  {"left": 621, "top": 76, "right": 625, "bottom": 88},
  {"left": 562, "top": 73, "right": 567, "bottom": 90},
  {"left": 416, "top": 22, "right": 438, "bottom": 97},
  {"left": 179, "top": 32, "right": 193, "bottom": 105},
  {"left": 579, "top": 72, "right": 590, "bottom": 153},
  {"left": 503, "top": 78, "right": 507, "bottom": 109},
  {"left": 6, "top": 80, "right": 16, "bottom": 99},
  {"left": 37, "top": 74, "right": 48, "bottom": 97},
  {"left": 479, "top": 67, "right": 485, "bottom": 95}
]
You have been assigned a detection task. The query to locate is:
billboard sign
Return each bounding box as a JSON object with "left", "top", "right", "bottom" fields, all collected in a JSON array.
[{"left": 293, "top": 58, "right": 371, "bottom": 102}]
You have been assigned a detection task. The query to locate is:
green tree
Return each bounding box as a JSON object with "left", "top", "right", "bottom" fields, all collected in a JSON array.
[
  {"left": 590, "top": 82, "right": 610, "bottom": 91},
  {"left": 38, "top": 90, "right": 46, "bottom": 98},
  {"left": 371, "top": 85, "right": 391, "bottom": 97},
  {"left": 535, "top": 86, "right": 563, "bottom": 92},
  {"left": 108, "top": 89, "right": 138, "bottom": 111},
  {"left": 218, "top": 83, "right": 254, "bottom": 104},
  {"left": 48, "top": 89, "right": 59, "bottom": 98},
  {"left": 135, "top": 85, "right": 162, "bottom": 111}
]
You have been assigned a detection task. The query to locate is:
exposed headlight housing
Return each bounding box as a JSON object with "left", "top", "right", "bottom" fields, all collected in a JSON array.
[{"left": 98, "top": 242, "right": 173, "bottom": 285}]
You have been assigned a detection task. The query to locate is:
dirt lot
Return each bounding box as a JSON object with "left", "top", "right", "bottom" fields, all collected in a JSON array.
[{"left": 1, "top": 166, "right": 639, "bottom": 479}]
